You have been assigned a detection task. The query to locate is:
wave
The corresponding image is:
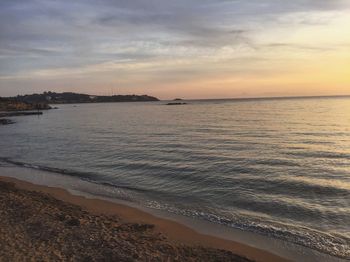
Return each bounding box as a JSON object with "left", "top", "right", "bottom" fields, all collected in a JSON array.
[
  {"left": 2, "top": 156, "right": 349, "bottom": 210},
  {"left": 146, "top": 201, "right": 350, "bottom": 259},
  {"left": 1, "top": 156, "right": 349, "bottom": 259},
  {"left": 286, "top": 151, "right": 350, "bottom": 160},
  {"left": 0, "top": 157, "right": 149, "bottom": 194}
]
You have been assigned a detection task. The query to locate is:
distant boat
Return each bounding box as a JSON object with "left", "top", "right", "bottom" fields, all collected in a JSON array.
[{"left": 166, "top": 102, "right": 187, "bottom": 105}]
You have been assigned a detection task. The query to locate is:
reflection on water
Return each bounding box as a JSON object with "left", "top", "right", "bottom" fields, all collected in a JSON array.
[{"left": 0, "top": 96, "right": 349, "bottom": 258}]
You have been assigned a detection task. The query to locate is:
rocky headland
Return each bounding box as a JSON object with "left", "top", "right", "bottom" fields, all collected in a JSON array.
[{"left": 2, "top": 92, "right": 159, "bottom": 105}]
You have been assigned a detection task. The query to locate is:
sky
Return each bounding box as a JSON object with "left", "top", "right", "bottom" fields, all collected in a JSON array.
[{"left": 0, "top": 0, "right": 350, "bottom": 99}]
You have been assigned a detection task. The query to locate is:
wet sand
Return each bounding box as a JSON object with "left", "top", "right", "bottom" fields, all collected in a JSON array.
[{"left": 0, "top": 176, "right": 288, "bottom": 262}]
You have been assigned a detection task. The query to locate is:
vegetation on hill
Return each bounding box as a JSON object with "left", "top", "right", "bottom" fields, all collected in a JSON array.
[
  {"left": 2, "top": 92, "right": 159, "bottom": 105},
  {"left": 0, "top": 92, "right": 159, "bottom": 113}
]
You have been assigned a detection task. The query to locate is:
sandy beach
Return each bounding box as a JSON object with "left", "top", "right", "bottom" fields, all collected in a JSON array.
[{"left": 0, "top": 175, "right": 288, "bottom": 262}]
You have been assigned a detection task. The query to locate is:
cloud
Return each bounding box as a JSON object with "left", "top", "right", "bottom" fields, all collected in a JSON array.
[
  {"left": 262, "top": 43, "right": 335, "bottom": 52},
  {"left": 0, "top": 0, "right": 349, "bottom": 97}
]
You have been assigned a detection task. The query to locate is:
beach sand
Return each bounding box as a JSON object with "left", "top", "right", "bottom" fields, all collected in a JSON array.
[{"left": 0, "top": 176, "right": 288, "bottom": 262}]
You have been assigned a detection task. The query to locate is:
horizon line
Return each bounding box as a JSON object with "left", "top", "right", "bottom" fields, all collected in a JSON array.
[
  {"left": 2, "top": 92, "right": 350, "bottom": 102},
  {"left": 181, "top": 94, "right": 350, "bottom": 102}
]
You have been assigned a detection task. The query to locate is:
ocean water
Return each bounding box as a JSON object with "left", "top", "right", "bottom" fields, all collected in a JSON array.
[{"left": 0, "top": 96, "right": 349, "bottom": 259}]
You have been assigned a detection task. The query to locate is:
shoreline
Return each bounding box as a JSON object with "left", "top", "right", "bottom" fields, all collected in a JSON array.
[{"left": 0, "top": 175, "right": 287, "bottom": 262}]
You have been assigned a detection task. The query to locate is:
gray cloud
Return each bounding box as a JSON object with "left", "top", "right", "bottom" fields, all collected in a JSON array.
[
  {"left": 0, "top": 0, "right": 348, "bottom": 84},
  {"left": 262, "top": 43, "right": 336, "bottom": 52}
]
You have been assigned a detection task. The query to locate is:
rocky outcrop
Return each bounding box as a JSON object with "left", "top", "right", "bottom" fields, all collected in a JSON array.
[
  {"left": 0, "top": 100, "right": 51, "bottom": 111},
  {"left": 0, "top": 111, "right": 43, "bottom": 118},
  {"left": 0, "top": 119, "right": 15, "bottom": 125}
]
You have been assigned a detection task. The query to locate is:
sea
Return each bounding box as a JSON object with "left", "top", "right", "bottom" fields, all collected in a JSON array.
[{"left": 0, "top": 96, "right": 349, "bottom": 261}]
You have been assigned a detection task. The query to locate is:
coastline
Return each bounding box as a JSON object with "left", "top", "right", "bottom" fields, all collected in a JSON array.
[{"left": 0, "top": 175, "right": 287, "bottom": 262}]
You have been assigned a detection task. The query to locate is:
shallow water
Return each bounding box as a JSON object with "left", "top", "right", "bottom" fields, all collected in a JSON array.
[{"left": 1, "top": 96, "right": 349, "bottom": 259}]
